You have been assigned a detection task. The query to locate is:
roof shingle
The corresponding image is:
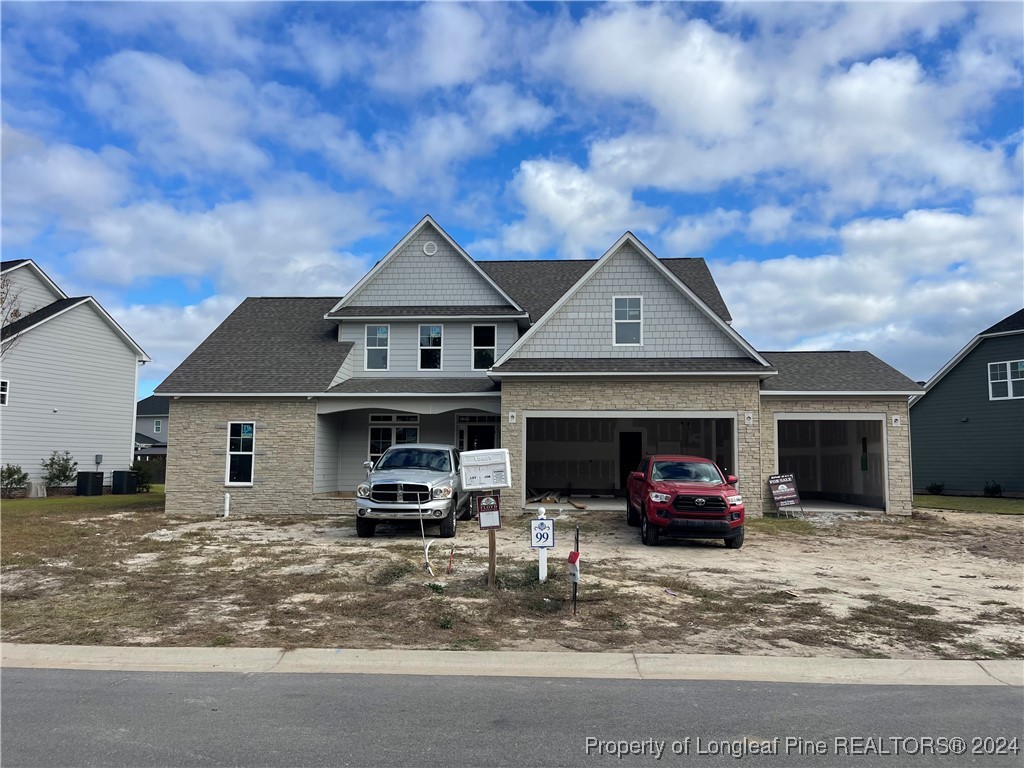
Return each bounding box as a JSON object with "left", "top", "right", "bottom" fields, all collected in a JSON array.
[
  {"left": 760, "top": 351, "right": 921, "bottom": 393},
  {"left": 981, "top": 308, "right": 1024, "bottom": 336}
]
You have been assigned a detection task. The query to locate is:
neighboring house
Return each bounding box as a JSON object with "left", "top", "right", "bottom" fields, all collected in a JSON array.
[
  {"left": 1, "top": 259, "right": 150, "bottom": 486},
  {"left": 911, "top": 309, "right": 1024, "bottom": 496},
  {"left": 135, "top": 394, "right": 169, "bottom": 482},
  {"left": 157, "top": 216, "right": 920, "bottom": 517}
]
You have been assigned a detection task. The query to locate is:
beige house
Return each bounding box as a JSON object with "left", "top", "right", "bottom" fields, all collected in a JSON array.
[{"left": 157, "top": 216, "right": 920, "bottom": 517}]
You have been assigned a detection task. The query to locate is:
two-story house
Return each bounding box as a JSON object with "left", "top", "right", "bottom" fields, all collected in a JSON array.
[
  {"left": 157, "top": 216, "right": 921, "bottom": 517},
  {"left": 1, "top": 259, "right": 150, "bottom": 487},
  {"left": 911, "top": 309, "right": 1024, "bottom": 495},
  {"left": 135, "top": 394, "right": 169, "bottom": 481}
]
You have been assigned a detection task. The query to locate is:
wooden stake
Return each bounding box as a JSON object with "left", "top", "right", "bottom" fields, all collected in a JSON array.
[{"left": 487, "top": 529, "right": 497, "bottom": 588}]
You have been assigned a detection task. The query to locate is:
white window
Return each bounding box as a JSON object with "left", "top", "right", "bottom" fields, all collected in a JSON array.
[
  {"left": 989, "top": 360, "right": 1024, "bottom": 400},
  {"left": 365, "top": 325, "right": 389, "bottom": 371},
  {"left": 153, "top": 419, "right": 162, "bottom": 434},
  {"left": 472, "top": 325, "right": 496, "bottom": 370},
  {"left": 368, "top": 414, "right": 419, "bottom": 464},
  {"left": 613, "top": 296, "right": 642, "bottom": 345},
  {"left": 0, "top": 380, "right": 8, "bottom": 406},
  {"left": 419, "top": 324, "right": 443, "bottom": 370},
  {"left": 226, "top": 421, "right": 255, "bottom": 485}
]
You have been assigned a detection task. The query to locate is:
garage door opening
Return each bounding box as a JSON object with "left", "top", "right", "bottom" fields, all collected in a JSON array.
[
  {"left": 525, "top": 416, "right": 736, "bottom": 499},
  {"left": 777, "top": 418, "right": 885, "bottom": 511}
]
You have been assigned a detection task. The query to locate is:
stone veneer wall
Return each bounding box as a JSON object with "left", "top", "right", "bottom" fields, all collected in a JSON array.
[
  {"left": 167, "top": 398, "right": 324, "bottom": 516},
  {"left": 499, "top": 378, "right": 763, "bottom": 514},
  {"left": 759, "top": 397, "right": 913, "bottom": 516}
]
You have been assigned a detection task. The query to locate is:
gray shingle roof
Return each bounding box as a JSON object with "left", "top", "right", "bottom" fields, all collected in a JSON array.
[
  {"left": 327, "top": 305, "right": 526, "bottom": 318},
  {"left": 760, "top": 352, "right": 922, "bottom": 393},
  {"left": 1, "top": 259, "right": 29, "bottom": 272},
  {"left": 134, "top": 432, "right": 166, "bottom": 446},
  {"left": 981, "top": 308, "right": 1024, "bottom": 336},
  {"left": 491, "top": 358, "right": 772, "bottom": 375},
  {"left": 137, "top": 395, "right": 170, "bottom": 416},
  {"left": 327, "top": 378, "right": 499, "bottom": 394},
  {"left": 156, "top": 298, "right": 351, "bottom": 393},
  {"left": 1, "top": 297, "right": 87, "bottom": 340}
]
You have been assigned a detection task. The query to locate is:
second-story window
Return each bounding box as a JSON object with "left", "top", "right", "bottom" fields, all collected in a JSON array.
[
  {"left": 989, "top": 360, "right": 1024, "bottom": 400},
  {"left": 366, "top": 325, "right": 389, "bottom": 370},
  {"left": 614, "top": 296, "right": 642, "bottom": 345},
  {"left": 419, "top": 324, "right": 443, "bottom": 370},
  {"left": 154, "top": 419, "right": 162, "bottom": 434},
  {"left": 472, "top": 325, "right": 496, "bottom": 370}
]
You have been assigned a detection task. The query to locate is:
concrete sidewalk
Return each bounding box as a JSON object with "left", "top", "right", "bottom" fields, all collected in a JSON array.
[{"left": 3, "top": 643, "right": 1021, "bottom": 686}]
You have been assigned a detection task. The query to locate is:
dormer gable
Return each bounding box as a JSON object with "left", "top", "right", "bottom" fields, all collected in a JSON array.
[{"left": 1, "top": 259, "right": 67, "bottom": 318}]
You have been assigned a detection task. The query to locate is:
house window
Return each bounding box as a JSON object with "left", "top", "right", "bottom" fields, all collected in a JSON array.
[
  {"left": 419, "top": 324, "right": 443, "bottom": 370},
  {"left": 472, "top": 325, "right": 496, "bottom": 370},
  {"left": 226, "top": 422, "right": 255, "bottom": 485},
  {"left": 368, "top": 414, "right": 419, "bottom": 464},
  {"left": 153, "top": 419, "right": 162, "bottom": 434},
  {"left": 989, "top": 360, "right": 1024, "bottom": 400},
  {"left": 365, "top": 325, "right": 389, "bottom": 370},
  {"left": 614, "top": 296, "right": 642, "bottom": 345},
  {"left": 0, "top": 380, "right": 7, "bottom": 406}
]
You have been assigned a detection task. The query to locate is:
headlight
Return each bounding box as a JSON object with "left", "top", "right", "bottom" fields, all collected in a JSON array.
[
  {"left": 649, "top": 491, "right": 672, "bottom": 503},
  {"left": 431, "top": 486, "right": 453, "bottom": 499},
  {"left": 727, "top": 494, "right": 743, "bottom": 506},
  {"left": 356, "top": 484, "right": 370, "bottom": 498}
]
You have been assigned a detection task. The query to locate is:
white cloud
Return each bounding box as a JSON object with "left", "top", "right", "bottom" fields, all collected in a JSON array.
[
  {"left": 288, "top": 23, "right": 363, "bottom": 88},
  {"left": 747, "top": 205, "right": 795, "bottom": 243},
  {"left": 663, "top": 209, "right": 744, "bottom": 255}
]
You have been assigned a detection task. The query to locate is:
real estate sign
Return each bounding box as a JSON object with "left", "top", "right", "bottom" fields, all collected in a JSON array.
[{"left": 768, "top": 473, "right": 801, "bottom": 509}]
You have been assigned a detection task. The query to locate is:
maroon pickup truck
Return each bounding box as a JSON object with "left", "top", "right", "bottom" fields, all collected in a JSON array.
[{"left": 626, "top": 455, "right": 745, "bottom": 548}]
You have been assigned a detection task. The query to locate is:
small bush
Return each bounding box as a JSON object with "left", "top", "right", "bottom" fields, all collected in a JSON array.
[
  {"left": 1, "top": 463, "right": 29, "bottom": 494},
  {"left": 131, "top": 460, "right": 154, "bottom": 493},
  {"left": 983, "top": 481, "right": 1003, "bottom": 498},
  {"left": 40, "top": 451, "right": 78, "bottom": 489},
  {"left": 925, "top": 482, "right": 944, "bottom": 495}
]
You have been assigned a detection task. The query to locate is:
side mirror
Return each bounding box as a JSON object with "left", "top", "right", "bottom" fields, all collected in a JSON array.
[
  {"left": 629, "top": 471, "right": 643, "bottom": 481},
  {"left": 363, "top": 460, "right": 374, "bottom": 474},
  {"left": 727, "top": 475, "right": 738, "bottom": 485}
]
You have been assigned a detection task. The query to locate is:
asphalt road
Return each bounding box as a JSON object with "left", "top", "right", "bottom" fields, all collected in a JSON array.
[{"left": 2, "top": 669, "right": 1022, "bottom": 767}]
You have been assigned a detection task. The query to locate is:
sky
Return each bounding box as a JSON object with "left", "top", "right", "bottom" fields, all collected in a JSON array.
[{"left": 2, "top": 1, "right": 1022, "bottom": 398}]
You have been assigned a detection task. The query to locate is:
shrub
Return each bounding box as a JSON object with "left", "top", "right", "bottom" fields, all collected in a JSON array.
[
  {"left": 40, "top": 450, "right": 78, "bottom": 489},
  {"left": 925, "top": 482, "right": 944, "bottom": 495},
  {"left": 983, "top": 481, "right": 1003, "bottom": 498},
  {"left": 131, "top": 460, "right": 154, "bottom": 493},
  {"left": 1, "top": 463, "right": 29, "bottom": 494}
]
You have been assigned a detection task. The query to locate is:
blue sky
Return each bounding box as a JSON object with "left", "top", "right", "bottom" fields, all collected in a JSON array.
[{"left": 3, "top": 1, "right": 1022, "bottom": 398}]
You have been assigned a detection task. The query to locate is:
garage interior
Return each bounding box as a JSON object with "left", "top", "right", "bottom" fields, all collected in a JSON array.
[
  {"left": 777, "top": 418, "right": 886, "bottom": 511},
  {"left": 524, "top": 416, "right": 736, "bottom": 503}
]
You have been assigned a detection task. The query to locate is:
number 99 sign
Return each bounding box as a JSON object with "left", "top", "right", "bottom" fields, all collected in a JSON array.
[{"left": 530, "top": 518, "right": 554, "bottom": 549}]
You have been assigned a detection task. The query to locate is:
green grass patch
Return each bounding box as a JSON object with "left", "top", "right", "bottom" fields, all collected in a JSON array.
[
  {"left": 1, "top": 490, "right": 165, "bottom": 515},
  {"left": 746, "top": 516, "right": 818, "bottom": 535},
  {"left": 913, "top": 495, "right": 1024, "bottom": 515}
]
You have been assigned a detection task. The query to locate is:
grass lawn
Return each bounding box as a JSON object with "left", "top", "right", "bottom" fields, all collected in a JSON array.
[
  {"left": 2, "top": 489, "right": 165, "bottom": 515},
  {"left": 913, "top": 494, "right": 1024, "bottom": 515}
]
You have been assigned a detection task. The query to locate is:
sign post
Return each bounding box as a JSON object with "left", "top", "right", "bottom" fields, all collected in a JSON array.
[
  {"left": 461, "top": 449, "right": 513, "bottom": 590},
  {"left": 477, "top": 493, "right": 502, "bottom": 588},
  {"left": 568, "top": 525, "right": 581, "bottom": 615},
  {"left": 529, "top": 508, "right": 554, "bottom": 581},
  {"left": 768, "top": 473, "right": 803, "bottom": 516}
]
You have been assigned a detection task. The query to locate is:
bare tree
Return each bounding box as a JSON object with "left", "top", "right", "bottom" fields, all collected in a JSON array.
[{"left": 1, "top": 271, "right": 24, "bottom": 360}]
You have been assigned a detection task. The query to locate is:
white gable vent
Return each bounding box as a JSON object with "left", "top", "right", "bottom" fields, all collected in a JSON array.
[{"left": 423, "top": 241, "right": 438, "bottom": 256}]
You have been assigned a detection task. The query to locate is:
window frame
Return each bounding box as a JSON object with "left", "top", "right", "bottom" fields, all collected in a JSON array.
[
  {"left": 471, "top": 324, "right": 497, "bottom": 371},
  {"left": 367, "top": 413, "right": 420, "bottom": 464},
  {"left": 418, "top": 323, "right": 444, "bottom": 371},
  {"left": 0, "top": 380, "right": 8, "bottom": 407},
  {"left": 153, "top": 419, "right": 162, "bottom": 434},
  {"left": 988, "top": 359, "right": 1024, "bottom": 401},
  {"left": 612, "top": 296, "right": 643, "bottom": 347},
  {"left": 225, "top": 421, "right": 256, "bottom": 487},
  {"left": 364, "top": 324, "right": 390, "bottom": 372}
]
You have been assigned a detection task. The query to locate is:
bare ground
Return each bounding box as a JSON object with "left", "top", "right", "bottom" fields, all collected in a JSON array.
[{"left": 2, "top": 504, "right": 1021, "bottom": 659}]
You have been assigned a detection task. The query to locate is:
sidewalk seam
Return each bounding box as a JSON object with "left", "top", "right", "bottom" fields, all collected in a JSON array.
[
  {"left": 973, "top": 660, "right": 1012, "bottom": 687},
  {"left": 631, "top": 651, "right": 643, "bottom": 680}
]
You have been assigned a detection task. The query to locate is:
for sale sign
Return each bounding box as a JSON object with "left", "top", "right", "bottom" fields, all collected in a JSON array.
[
  {"left": 477, "top": 494, "right": 502, "bottom": 530},
  {"left": 768, "top": 473, "right": 801, "bottom": 509}
]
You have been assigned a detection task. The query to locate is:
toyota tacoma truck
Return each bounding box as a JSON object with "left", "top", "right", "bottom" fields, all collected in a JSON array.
[
  {"left": 626, "top": 455, "right": 745, "bottom": 548},
  {"left": 355, "top": 443, "right": 470, "bottom": 539}
]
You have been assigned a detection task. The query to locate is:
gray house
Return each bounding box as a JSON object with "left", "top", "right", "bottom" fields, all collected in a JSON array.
[
  {"left": 135, "top": 395, "right": 169, "bottom": 455},
  {"left": 1, "top": 259, "right": 150, "bottom": 486},
  {"left": 157, "top": 216, "right": 921, "bottom": 517},
  {"left": 911, "top": 309, "right": 1024, "bottom": 496}
]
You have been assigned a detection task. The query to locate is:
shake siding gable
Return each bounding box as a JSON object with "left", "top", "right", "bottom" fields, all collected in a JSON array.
[
  {"left": 4, "top": 264, "right": 64, "bottom": 316},
  {"left": 513, "top": 242, "right": 746, "bottom": 360}
]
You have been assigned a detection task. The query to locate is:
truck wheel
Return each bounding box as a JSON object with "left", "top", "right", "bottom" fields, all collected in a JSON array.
[
  {"left": 438, "top": 505, "right": 457, "bottom": 538},
  {"left": 641, "top": 513, "right": 659, "bottom": 546},
  {"left": 724, "top": 528, "right": 744, "bottom": 549},
  {"left": 356, "top": 517, "right": 376, "bottom": 538},
  {"left": 456, "top": 495, "right": 471, "bottom": 521},
  {"left": 626, "top": 497, "right": 640, "bottom": 527}
]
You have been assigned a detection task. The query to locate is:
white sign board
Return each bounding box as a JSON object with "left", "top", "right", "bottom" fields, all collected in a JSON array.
[
  {"left": 477, "top": 495, "right": 502, "bottom": 531},
  {"left": 460, "top": 448, "right": 512, "bottom": 491},
  {"left": 530, "top": 518, "right": 554, "bottom": 549}
]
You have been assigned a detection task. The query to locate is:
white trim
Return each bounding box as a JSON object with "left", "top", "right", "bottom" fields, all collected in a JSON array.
[
  {"left": 1, "top": 259, "right": 68, "bottom": 300},
  {"left": 417, "top": 323, "right": 444, "bottom": 372},
  {"left": 491, "top": 370, "right": 776, "bottom": 378},
  {"left": 159, "top": 391, "right": 498, "bottom": 398},
  {"left": 471, "top": 324, "right": 497, "bottom": 371},
  {"left": 224, "top": 421, "right": 256, "bottom": 487},
  {"left": 363, "top": 323, "right": 390, "bottom": 372},
  {"left": 494, "top": 232, "right": 770, "bottom": 368},
  {"left": 0, "top": 379, "right": 9, "bottom": 406},
  {"left": 325, "top": 215, "right": 525, "bottom": 316},
  {"left": 330, "top": 313, "right": 526, "bottom": 322},
  {"left": 153, "top": 419, "right": 162, "bottom": 433},
  {"left": 987, "top": 359, "right": 1024, "bottom": 401},
  {"left": 761, "top": 390, "right": 921, "bottom": 397},
  {"left": 772, "top": 412, "right": 886, "bottom": 421},
  {"left": 913, "top": 327, "right": 1024, "bottom": 405},
  {"left": 130, "top": 363, "right": 140, "bottom": 466},
  {"left": 612, "top": 295, "right": 643, "bottom": 347}
]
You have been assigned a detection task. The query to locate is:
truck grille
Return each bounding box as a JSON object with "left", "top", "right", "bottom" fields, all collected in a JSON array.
[
  {"left": 370, "top": 483, "right": 430, "bottom": 504},
  {"left": 672, "top": 495, "right": 727, "bottom": 513}
]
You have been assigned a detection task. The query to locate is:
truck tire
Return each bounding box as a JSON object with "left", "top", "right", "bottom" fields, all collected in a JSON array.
[
  {"left": 626, "top": 497, "right": 640, "bottom": 527},
  {"left": 724, "top": 528, "right": 744, "bottom": 549},
  {"left": 641, "top": 513, "right": 659, "bottom": 546},
  {"left": 456, "top": 494, "right": 471, "bottom": 521},
  {"left": 438, "top": 505, "right": 457, "bottom": 538},
  {"left": 356, "top": 517, "right": 376, "bottom": 538}
]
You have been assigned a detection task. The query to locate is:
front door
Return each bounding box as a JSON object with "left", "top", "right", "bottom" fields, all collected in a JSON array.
[
  {"left": 618, "top": 431, "right": 643, "bottom": 491},
  {"left": 466, "top": 424, "right": 496, "bottom": 451}
]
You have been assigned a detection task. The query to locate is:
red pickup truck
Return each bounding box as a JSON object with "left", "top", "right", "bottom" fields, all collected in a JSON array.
[{"left": 626, "top": 455, "right": 745, "bottom": 548}]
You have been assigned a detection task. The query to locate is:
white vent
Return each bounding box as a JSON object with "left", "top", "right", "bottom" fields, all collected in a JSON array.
[{"left": 423, "top": 241, "right": 438, "bottom": 256}]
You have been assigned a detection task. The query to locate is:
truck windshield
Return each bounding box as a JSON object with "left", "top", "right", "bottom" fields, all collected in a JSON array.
[
  {"left": 377, "top": 448, "right": 451, "bottom": 472},
  {"left": 651, "top": 461, "right": 721, "bottom": 483}
]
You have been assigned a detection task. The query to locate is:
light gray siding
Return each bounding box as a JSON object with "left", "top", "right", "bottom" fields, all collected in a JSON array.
[
  {"left": 339, "top": 320, "right": 518, "bottom": 378},
  {"left": 136, "top": 416, "right": 167, "bottom": 441},
  {"left": 911, "top": 334, "right": 1024, "bottom": 493},
  {"left": 5, "top": 265, "right": 63, "bottom": 316},
  {"left": 346, "top": 223, "right": 509, "bottom": 307},
  {"left": 0, "top": 303, "right": 139, "bottom": 483},
  {"left": 314, "top": 413, "right": 342, "bottom": 493},
  {"left": 513, "top": 242, "right": 746, "bottom": 359}
]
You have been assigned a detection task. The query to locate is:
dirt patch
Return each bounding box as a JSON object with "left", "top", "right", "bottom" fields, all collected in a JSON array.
[{"left": 2, "top": 505, "right": 1021, "bottom": 659}]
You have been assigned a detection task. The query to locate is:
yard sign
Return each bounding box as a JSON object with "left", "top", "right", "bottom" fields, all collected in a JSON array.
[{"left": 768, "top": 473, "right": 802, "bottom": 510}]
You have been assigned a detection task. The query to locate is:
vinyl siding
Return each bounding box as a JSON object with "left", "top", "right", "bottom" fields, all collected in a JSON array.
[
  {"left": 136, "top": 416, "right": 168, "bottom": 441},
  {"left": 5, "top": 265, "right": 63, "bottom": 316},
  {"left": 339, "top": 320, "right": 518, "bottom": 378},
  {"left": 911, "top": 334, "right": 1024, "bottom": 493},
  {"left": 0, "top": 303, "right": 139, "bottom": 483},
  {"left": 513, "top": 242, "right": 746, "bottom": 359},
  {"left": 314, "top": 413, "right": 342, "bottom": 493}
]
